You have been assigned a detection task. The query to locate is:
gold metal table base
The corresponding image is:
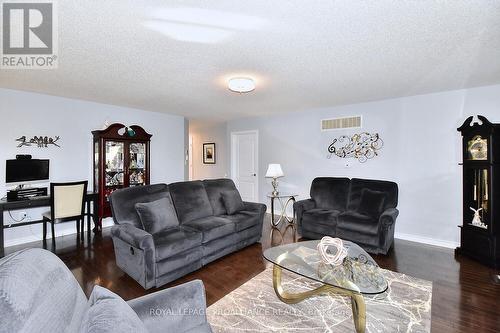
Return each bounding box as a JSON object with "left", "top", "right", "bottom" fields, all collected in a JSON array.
[{"left": 272, "top": 265, "right": 366, "bottom": 333}]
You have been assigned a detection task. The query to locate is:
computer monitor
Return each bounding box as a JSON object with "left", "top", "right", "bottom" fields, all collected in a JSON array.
[{"left": 6, "top": 159, "right": 50, "bottom": 184}]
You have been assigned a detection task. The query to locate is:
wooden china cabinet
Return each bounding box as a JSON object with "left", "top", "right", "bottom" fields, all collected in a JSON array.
[
  {"left": 92, "top": 123, "right": 152, "bottom": 228},
  {"left": 456, "top": 115, "right": 500, "bottom": 267}
]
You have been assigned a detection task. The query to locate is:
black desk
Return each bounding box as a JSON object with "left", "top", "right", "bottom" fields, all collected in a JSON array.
[{"left": 0, "top": 192, "right": 98, "bottom": 257}]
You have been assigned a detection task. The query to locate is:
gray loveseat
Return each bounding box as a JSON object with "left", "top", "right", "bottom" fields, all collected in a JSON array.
[
  {"left": 110, "top": 179, "right": 266, "bottom": 289},
  {"left": 0, "top": 248, "right": 212, "bottom": 333},
  {"left": 294, "top": 177, "right": 399, "bottom": 254}
]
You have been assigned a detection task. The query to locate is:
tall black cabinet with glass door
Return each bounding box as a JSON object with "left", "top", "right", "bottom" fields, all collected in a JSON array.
[
  {"left": 92, "top": 123, "right": 152, "bottom": 229},
  {"left": 457, "top": 116, "right": 500, "bottom": 267}
]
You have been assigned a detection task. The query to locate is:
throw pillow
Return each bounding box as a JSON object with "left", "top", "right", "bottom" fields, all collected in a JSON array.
[
  {"left": 135, "top": 194, "right": 179, "bottom": 234},
  {"left": 221, "top": 189, "right": 245, "bottom": 215},
  {"left": 80, "top": 285, "right": 148, "bottom": 333},
  {"left": 357, "top": 189, "right": 386, "bottom": 218}
]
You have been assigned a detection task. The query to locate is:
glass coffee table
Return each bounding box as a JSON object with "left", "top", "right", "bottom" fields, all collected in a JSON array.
[{"left": 263, "top": 240, "right": 387, "bottom": 333}]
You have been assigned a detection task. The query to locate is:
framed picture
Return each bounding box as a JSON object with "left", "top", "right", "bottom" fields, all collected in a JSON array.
[{"left": 203, "top": 143, "right": 216, "bottom": 164}]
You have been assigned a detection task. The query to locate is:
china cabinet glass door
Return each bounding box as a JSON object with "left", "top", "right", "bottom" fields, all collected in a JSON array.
[
  {"left": 464, "top": 167, "right": 490, "bottom": 227},
  {"left": 104, "top": 141, "right": 125, "bottom": 202},
  {"left": 129, "top": 142, "right": 147, "bottom": 186},
  {"left": 94, "top": 141, "right": 99, "bottom": 191}
]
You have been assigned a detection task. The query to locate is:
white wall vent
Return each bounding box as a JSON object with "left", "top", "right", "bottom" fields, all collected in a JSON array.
[{"left": 321, "top": 116, "right": 362, "bottom": 131}]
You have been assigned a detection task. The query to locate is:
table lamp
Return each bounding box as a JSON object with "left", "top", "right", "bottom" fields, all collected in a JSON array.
[{"left": 265, "top": 164, "right": 284, "bottom": 196}]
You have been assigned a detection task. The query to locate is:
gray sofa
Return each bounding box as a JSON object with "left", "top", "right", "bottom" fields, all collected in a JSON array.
[
  {"left": 110, "top": 179, "right": 266, "bottom": 289},
  {"left": 294, "top": 177, "right": 399, "bottom": 254},
  {"left": 0, "top": 248, "right": 212, "bottom": 333}
]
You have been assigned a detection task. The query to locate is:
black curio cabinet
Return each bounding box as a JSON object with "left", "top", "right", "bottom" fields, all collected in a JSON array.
[
  {"left": 92, "top": 123, "right": 152, "bottom": 228},
  {"left": 456, "top": 115, "right": 500, "bottom": 267}
]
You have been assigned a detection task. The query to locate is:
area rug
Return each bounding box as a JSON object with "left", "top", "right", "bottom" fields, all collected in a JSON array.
[{"left": 207, "top": 266, "right": 432, "bottom": 332}]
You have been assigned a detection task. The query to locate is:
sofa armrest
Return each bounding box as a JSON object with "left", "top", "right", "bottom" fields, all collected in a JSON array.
[
  {"left": 111, "top": 223, "right": 157, "bottom": 289},
  {"left": 379, "top": 208, "right": 399, "bottom": 229},
  {"left": 111, "top": 223, "right": 155, "bottom": 251},
  {"left": 293, "top": 199, "right": 316, "bottom": 219},
  {"left": 243, "top": 201, "right": 267, "bottom": 215},
  {"left": 127, "top": 280, "right": 211, "bottom": 333},
  {"left": 293, "top": 199, "right": 316, "bottom": 234},
  {"left": 293, "top": 199, "right": 316, "bottom": 213}
]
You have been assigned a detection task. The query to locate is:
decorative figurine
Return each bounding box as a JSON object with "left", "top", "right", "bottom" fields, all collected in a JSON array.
[
  {"left": 317, "top": 236, "right": 348, "bottom": 266},
  {"left": 470, "top": 207, "right": 487, "bottom": 229}
]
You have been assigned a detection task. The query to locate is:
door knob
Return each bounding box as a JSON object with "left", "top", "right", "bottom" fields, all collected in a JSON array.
[{"left": 252, "top": 173, "right": 256, "bottom": 176}]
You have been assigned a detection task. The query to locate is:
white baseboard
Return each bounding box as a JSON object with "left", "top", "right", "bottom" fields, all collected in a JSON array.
[
  {"left": 394, "top": 232, "right": 459, "bottom": 249},
  {"left": 4, "top": 218, "right": 114, "bottom": 248}
]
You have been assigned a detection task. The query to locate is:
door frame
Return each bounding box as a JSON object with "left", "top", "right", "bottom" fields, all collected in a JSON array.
[
  {"left": 230, "top": 130, "right": 259, "bottom": 202},
  {"left": 188, "top": 135, "right": 193, "bottom": 180}
]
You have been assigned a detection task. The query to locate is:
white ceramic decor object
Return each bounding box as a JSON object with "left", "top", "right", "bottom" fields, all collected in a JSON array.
[{"left": 317, "top": 236, "right": 348, "bottom": 266}]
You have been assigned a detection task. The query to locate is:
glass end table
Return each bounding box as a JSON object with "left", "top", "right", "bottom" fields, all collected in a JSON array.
[{"left": 266, "top": 193, "right": 298, "bottom": 227}]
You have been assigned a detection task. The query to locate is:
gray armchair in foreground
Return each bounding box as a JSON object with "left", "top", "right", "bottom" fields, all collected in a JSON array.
[
  {"left": 0, "top": 248, "right": 212, "bottom": 333},
  {"left": 294, "top": 177, "right": 399, "bottom": 254}
]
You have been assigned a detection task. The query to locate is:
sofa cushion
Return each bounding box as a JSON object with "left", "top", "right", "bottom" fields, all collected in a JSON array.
[
  {"left": 310, "top": 177, "right": 351, "bottom": 210},
  {"left": 347, "top": 178, "right": 398, "bottom": 212},
  {"left": 357, "top": 189, "right": 386, "bottom": 218},
  {"left": 221, "top": 189, "right": 245, "bottom": 215},
  {"left": 302, "top": 208, "right": 341, "bottom": 227},
  {"left": 156, "top": 248, "right": 203, "bottom": 276},
  {"left": 301, "top": 221, "right": 337, "bottom": 238},
  {"left": 110, "top": 184, "right": 169, "bottom": 229},
  {"left": 135, "top": 194, "right": 179, "bottom": 234},
  {"left": 182, "top": 216, "right": 235, "bottom": 243},
  {"left": 337, "top": 212, "right": 378, "bottom": 234},
  {"left": 337, "top": 212, "right": 380, "bottom": 247},
  {"left": 169, "top": 181, "right": 214, "bottom": 223},
  {"left": 220, "top": 210, "right": 261, "bottom": 232},
  {"left": 203, "top": 179, "right": 238, "bottom": 215},
  {"left": 80, "top": 285, "right": 147, "bottom": 333},
  {"left": 153, "top": 227, "right": 203, "bottom": 261}
]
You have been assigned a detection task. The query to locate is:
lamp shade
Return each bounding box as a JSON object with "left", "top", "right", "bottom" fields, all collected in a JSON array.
[{"left": 265, "top": 164, "right": 284, "bottom": 178}]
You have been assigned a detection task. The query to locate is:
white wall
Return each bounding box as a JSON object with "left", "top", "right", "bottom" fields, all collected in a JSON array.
[
  {"left": 0, "top": 88, "right": 186, "bottom": 246},
  {"left": 227, "top": 84, "right": 500, "bottom": 248},
  {"left": 189, "top": 122, "right": 228, "bottom": 180}
]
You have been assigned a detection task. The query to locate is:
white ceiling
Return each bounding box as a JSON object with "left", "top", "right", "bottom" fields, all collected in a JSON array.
[{"left": 2, "top": 1, "right": 500, "bottom": 121}]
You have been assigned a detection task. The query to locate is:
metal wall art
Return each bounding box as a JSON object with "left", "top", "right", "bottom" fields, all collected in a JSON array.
[
  {"left": 16, "top": 135, "right": 61, "bottom": 148},
  {"left": 327, "top": 132, "right": 383, "bottom": 163}
]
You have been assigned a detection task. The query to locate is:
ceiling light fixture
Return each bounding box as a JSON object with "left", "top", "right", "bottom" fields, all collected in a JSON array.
[{"left": 228, "top": 77, "right": 255, "bottom": 93}]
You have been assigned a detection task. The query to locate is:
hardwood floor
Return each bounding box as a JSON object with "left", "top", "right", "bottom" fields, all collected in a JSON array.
[{"left": 4, "top": 217, "right": 500, "bottom": 332}]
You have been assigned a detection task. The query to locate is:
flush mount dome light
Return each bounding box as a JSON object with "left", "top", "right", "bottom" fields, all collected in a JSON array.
[{"left": 228, "top": 77, "right": 255, "bottom": 93}]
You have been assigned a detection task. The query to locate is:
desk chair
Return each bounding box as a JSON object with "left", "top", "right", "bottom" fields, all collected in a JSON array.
[{"left": 42, "top": 181, "right": 88, "bottom": 248}]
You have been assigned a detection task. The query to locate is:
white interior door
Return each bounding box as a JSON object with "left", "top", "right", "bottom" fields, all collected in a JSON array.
[{"left": 231, "top": 131, "right": 258, "bottom": 202}]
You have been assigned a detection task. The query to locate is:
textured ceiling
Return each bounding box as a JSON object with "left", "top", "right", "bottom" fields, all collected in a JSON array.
[{"left": 1, "top": 1, "right": 500, "bottom": 121}]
